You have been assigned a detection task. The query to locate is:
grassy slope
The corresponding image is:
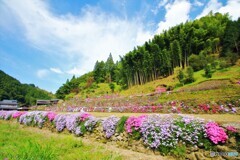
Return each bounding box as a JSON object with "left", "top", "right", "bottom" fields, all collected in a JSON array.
[
  {"left": 0, "top": 121, "right": 122, "bottom": 160},
  {"left": 121, "top": 64, "right": 240, "bottom": 96},
  {"left": 67, "top": 63, "right": 239, "bottom": 106}
]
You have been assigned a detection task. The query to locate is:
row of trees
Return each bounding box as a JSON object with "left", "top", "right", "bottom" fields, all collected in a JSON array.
[
  {"left": 56, "top": 12, "right": 240, "bottom": 99},
  {"left": 119, "top": 12, "right": 237, "bottom": 87},
  {"left": 0, "top": 70, "right": 53, "bottom": 106}
]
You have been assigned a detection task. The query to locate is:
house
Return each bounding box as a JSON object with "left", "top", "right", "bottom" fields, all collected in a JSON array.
[
  {"left": 36, "top": 100, "right": 51, "bottom": 105},
  {"left": 36, "top": 99, "right": 60, "bottom": 105},
  {"left": 0, "top": 100, "right": 18, "bottom": 110}
]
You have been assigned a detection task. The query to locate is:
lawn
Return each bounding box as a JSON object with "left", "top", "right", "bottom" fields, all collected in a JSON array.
[{"left": 0, "top": 121, "right": 122, "bottom": 160}]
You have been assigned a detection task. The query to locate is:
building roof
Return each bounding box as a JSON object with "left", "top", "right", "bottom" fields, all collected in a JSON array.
[{"left": 0, "top": 100, "right": 18, "bottom": 105}]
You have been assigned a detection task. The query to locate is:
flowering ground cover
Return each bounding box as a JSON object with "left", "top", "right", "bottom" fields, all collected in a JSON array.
[
  {"left": 0, "top": 110, "right": 239, "bottom": 158},
  {"left": 45, "top": 93, "right": 240, "bottom": 114}
]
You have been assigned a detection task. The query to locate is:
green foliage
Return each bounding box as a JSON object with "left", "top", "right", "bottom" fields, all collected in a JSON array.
[
  {"left": 131, "top": 128, "right": 142, "bottom": 140},
  {"left": 109, "top": 82, "right": 115, "bottom": 93},
  {"left": 93, "top": 60, "right": 106, "bottom": 83},
  {"left": 0, "top": 70, "right": 53, "bottom": 106},
  {"left": 65, "top": 93, "right": 76, "bottom": 100},
  {"left": 116, "top": 116, "right": 128, "bottom": 133},
  {"left": 177, "top": 69, "right": 185, "bottom": 85},
  {"left": 204, "top": 64, "right": 212, "bottom": 78},
  {"left": 226, "top": 52, "right": 239, "bottom": 65},
  {"left": 171, "top": 145, "right": 186, "bottom": 159},
  {"left": 211, "top": 61, "right": 218, "bottom": 70},
  {"left": 158, "top": 145, "right": 173, "bottom": 156},
  {"left": 185, "top": 67, "right": 195, "bottom": 84},
  {"left": 221, "top": 19, "right": 240, "bottom": 57},
  {"left": 219, "top": 59, "right": 229, "bottom": 69},
  {"left": 188, "top": 54, "right": 202, "bottom": 71},
  {"left": 56, "top": 72, "right": 94, "bottom": 99}
]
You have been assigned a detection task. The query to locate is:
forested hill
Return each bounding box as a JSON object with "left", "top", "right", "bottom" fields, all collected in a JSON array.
[
  {"left": 0, "top": 70, "right": 53, "bottom": 106},
  {"left": 56, "top": 12, "right": 240, "bottom": 100}
]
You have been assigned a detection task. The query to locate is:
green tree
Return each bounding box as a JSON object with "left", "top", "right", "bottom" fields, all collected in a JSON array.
[
  {"left": 204, "top": 64, "right": 212, "bottom": 78},
  {"left": 177, "top": 69, "right": 185, "bottom": 85},
  {"left": 93, "top": 61, "right": 106, "bottom": 83},
  {"left": 105, "top": 53, "right": 115, "bottom": 82},
  {"left": 109, "top": 82, "right": 115, "bottom": 93},
  {"left": 185, "top": 67, "right": 194, "bottom": 83}
]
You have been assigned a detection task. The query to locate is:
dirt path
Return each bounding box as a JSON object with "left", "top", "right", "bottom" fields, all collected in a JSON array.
[{"left": 16, "top": 122, "right": 173, "bottom": 160}]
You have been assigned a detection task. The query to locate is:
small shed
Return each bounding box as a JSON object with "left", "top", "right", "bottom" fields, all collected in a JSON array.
[
  {"left": 155, "top": 86, "right": 167, "bottom": 93},
  {"left": 0, "top": 100, "right": 18, "bottom": 110}
]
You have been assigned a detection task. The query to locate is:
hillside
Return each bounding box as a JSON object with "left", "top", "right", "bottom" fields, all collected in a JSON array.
[
  {"left": 56, "top": 62, "right": 239, "bottom": 111},
  {"left": 0, "top": 70, "right": 54, "bottom": 106},
  {"left": 56, "top": 12, "right": 240, "bottom": 102}
]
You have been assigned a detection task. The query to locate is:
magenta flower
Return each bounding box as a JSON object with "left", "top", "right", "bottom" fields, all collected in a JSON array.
[
  {"left": 226, "top": 126, "right": 238, "bottom": 133},
  {"left": 125, "top": 115, "right": 146, "bottom": 133},
  {"left": 205, "top": 122, "right": 228, "bottom": 144},
  {"left": 12, "top": 111, "right": 26, "bottom": 119},
  {"left": 47, "top": 112, "right": 57, "bottom": 121},
  {"left": 79, "top": 112, "right": 91, "bottom": 121}
]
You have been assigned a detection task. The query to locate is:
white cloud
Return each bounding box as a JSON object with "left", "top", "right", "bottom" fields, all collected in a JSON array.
[
  {"left": 196, "top": 0, "right": 222, "bottom": 19},
  {"left": 1, "top": 0, "right": 152, "bottom": 77},
  {"left": 36, "top": 69, "right": 49, "bottom": 78},
  {"left": 50, "top": 67, "right": 63, "bottom": 74},
  {"left": 197, "top": 0, "right": 240, "bottom": 20},
  {"left": 151, "top": 0, "right": 169, "bottom": 15},
  {"left": 218, "top": 0, "right": 240, "bottom": 20},
  {"left": 67, "top": 67, "right": 84, "bottom": 76},
  {"left": 159, "top": 0, "right": 170, "bottom": 8},
  {"left": 156, "top": 0, "right": 191, "bottom": 33},
  {"left": 193, "top": 0, "right": 204, "bottom": 7}
]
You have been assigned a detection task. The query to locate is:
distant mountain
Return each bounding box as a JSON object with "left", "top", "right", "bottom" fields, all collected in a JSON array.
[{"left": 0, "top": 70, "right": 53, "bottom": 106}]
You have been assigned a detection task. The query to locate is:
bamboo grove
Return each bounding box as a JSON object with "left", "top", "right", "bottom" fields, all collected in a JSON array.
[{"left": 119, "top": 12, "right": 238, "bottom": 87}]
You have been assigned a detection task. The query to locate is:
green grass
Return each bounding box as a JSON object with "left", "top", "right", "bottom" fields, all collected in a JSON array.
[
  {"left": 0, "top": 121, "right": 122, "bottom": 160},
  {"left": 158, "top": 85, "right": 240, "bottom": 104},
  {"left": 176, "top": 65, "right": 240, "bottom": 91}
]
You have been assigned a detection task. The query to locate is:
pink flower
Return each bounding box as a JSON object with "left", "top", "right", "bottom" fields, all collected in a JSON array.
[
  {"left": 79, "top": 113, "right": 91, "bottom": 121},
  {"left": 205, "top": 122, "right": 228, "bottom": 144},
  {"left": 226, "top": 126, "right": 238, "bottom": 133},
  {"left": 47, "top": 112, "right": 57, "bottom": 121},
  {"left": 12, "top": 111, "right": 26, "bottom": 119},
  {"left": 125, "top": 115, "right": 146, "bottom": 133}
]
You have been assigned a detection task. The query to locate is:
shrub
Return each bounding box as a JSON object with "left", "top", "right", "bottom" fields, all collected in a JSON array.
[
  {"left": 205, "top": 122, "right": 228, "bottom": 144},
  {"left": 54, "top": 114, "right": 67, "bottom": 132},
  {"left": 102, "top": 116, "right": 120, "bottom": 138},
  {"left": 177, "top": 69, "right": 185, "bottom": 85},
  {"left": 174, "top": 116, "right": 206, "bottom": 146},
  {"left": 12, "top": 111, "right": 26, "bottom": 119},
  {"left": 185, "top": 67, "right": 195, "bottom": 83},
  {"left": 204, "top": 64, "right": 212, "bottom": 78},
  {"left": 140, "top": 115, "right": 177, "bottom": 150},
  {"left": 47, "top": 112, "right": 57, "bottom": 121},
  {"left": 125, "top": 115, "right": 146, "bottom": 139}
]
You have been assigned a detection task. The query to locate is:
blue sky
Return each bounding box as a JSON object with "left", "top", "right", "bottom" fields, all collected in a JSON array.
[{"left": 0, "top": 0, "right": 239, "bottom": 93}]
